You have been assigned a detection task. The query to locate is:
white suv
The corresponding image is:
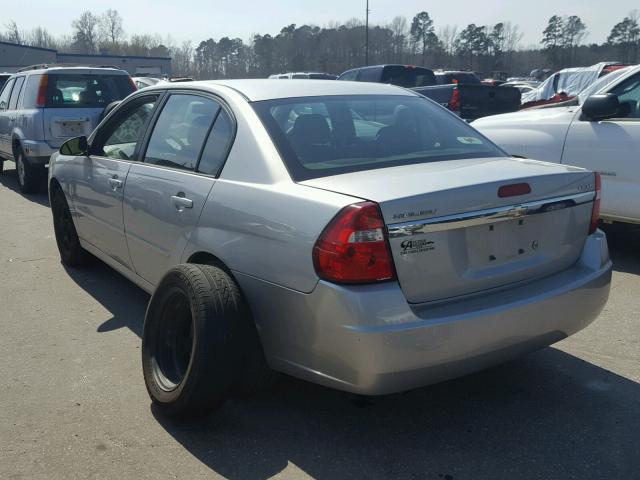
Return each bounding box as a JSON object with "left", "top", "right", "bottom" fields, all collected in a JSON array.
[{"left": 0, "top": 65, "right": 135, "bottom": 192}]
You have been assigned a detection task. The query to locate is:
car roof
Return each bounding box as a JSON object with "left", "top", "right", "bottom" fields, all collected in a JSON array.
[
  {"left": 16, "top": 66, "right": 129, "bottom": 75},
  {"left": 158, "top": 79, "right": 418, "bottom": 101}
]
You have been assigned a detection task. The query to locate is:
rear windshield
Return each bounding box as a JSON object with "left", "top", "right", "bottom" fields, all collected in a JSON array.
[
  {"left": 46, "top": 74, "right": 134, "bottom": 108},
  {"left": 253, "top": 95, "right": 505, "bottom": 181}
]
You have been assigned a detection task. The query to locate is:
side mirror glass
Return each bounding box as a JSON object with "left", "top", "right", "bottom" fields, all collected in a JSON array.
[
  {"left": 582, "top": 93, "right": 621, "bottom": 121},
  {"left": 60, "top": 136, "right": 88, "bottom": 156}
]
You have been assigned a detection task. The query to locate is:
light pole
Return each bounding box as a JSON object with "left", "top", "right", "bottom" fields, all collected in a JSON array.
[{"left": 365, "top": 0, "right": 370, "bottom": 65}]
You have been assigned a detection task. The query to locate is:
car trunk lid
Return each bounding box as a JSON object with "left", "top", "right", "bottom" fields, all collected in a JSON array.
[{"left": 301, "top": 157, "right": 596, "bottom": 303}]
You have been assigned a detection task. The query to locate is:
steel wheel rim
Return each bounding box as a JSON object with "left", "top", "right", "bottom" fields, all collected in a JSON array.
[{"left": 153, "top": 289, "right": 194, "bottom": 391}]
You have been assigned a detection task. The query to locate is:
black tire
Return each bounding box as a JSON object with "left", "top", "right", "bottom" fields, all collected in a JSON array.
[
  {"left": 142, "top": 264, "right": 257, "bottom": 418},
  {"left": 51, "top": 187, "right": 88, "bottom": 267},
  {"left": 0, "top": 159, "right": 4, "bottom": 174},
  {"left": 15, "top": 148, "right": 43, "bottom": 194}
]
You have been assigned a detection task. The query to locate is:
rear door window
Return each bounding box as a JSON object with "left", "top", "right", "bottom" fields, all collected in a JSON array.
[
  {"left": 197, "top": 109, "right": 234, "bottom": 176},
  {"left": 8, "top": 77, "right": 25, "bottom": 110},
  {"left": 0, "top": 78, "right": 15, "bottom": 110},
  {"left": 46, "top": 74, "right": 135, "bottom": 108},
  {"left": 144, "top": 94, "right": 219, "bottom": 171},
  {"left": 381, "top": 67, "right": 436, "bottom": 87},
  {"left": 338, "top": 70, "right": 358, "bottom": 81},
  {"left": 357, "top": 68, "right": 381, "bottom": 82}
]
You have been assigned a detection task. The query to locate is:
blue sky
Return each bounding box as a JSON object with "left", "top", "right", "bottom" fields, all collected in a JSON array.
[{"left": 4, "top": 0, "right": 637, "bottom": 48}]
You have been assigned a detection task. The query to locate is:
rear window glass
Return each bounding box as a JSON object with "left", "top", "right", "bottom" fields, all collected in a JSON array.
[
  {"left": 381, "top": 67, "right": 436, "bottom": 87},
  {"left": 253, "top": 95, "right": 505, "bottom": 181},
  {"left": 46, "top": 74, "right": 134, "bottom": 108}
]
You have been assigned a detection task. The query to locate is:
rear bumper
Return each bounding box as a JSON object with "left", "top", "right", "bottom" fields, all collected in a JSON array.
[
  {"left": 21, "top": 140, "right": 56, "bottom": 165},
  {"left": 236, "top": 230, "right": 612, "bottom": 395}
]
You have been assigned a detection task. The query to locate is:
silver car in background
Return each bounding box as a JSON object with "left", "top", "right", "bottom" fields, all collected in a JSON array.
[
  {"left": 48, "top": 80, "right": 612, "bottom": 418},
  {"left": 0, "top": 66, "right": 135, "bottom": 192}
]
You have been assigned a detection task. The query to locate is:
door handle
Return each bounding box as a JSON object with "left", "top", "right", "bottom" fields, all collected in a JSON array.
[
  {"left": 108, "top": 176, "right": 123, "bottom": 191},
  {"left": 171, "top": 194, "right": 193, "bottom": 210}
]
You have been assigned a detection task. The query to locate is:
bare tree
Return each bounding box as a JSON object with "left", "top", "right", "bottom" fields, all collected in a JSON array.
[
  {"left": 5, "top": 20, "right": 22, "bottom": 44},
  {"left": 100, "top": 9, "right": 124, "bottom": 45},
  {"left": 71, "top": 11, "right": 101, "bottom": 53},
  {"left": 388, "top": 16, "right": 408, "bottom": 63}
]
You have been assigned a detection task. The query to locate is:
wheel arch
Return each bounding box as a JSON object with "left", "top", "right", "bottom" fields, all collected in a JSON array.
[
  {"left": 186, "top": 251, "right": 232, "bottom": 275},
  {"left": 11, "top": 136, "right": 22, "bottom": 158}
]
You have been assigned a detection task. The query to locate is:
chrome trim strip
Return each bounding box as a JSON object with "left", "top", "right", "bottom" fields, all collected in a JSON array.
[{"left": 387, "top": 191, "right": 595, "bottom": 238}]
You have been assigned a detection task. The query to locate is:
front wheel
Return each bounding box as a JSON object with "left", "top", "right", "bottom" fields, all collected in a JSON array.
[{"left": 142, "top": 264, "right": 258, "bottom": 418}]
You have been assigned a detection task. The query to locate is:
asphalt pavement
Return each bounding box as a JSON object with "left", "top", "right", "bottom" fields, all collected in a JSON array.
[{"left": 0, "top": 160, "right": 638, "bottom": 479}]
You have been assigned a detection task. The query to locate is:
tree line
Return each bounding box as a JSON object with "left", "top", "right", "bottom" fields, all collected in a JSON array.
[{"left": 2, "top": 9, "right": 639, "bottom": 78}]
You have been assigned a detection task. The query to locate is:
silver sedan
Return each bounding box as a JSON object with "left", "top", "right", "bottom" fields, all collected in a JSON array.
[{"left": 49, "top": 80, "right": 612, "bottom": 418}]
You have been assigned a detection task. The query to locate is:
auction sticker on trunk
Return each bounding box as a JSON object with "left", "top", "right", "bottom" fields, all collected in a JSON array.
[
  {"left": 400, "top": 239, "right": 435, "bottom": 255},
  {"left": 457, "top": 136, "right": 483, "bottom": 145}
]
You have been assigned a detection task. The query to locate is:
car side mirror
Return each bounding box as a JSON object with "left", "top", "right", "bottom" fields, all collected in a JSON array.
[
  {"left": 60, "top": 136, "right": 88, "bottom": 156},
  {"left": 582, "top": 93, "right": 621, "bottom": 121}
]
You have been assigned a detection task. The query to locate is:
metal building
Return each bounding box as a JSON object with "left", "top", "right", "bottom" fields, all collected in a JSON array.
[{"left": 0, "top": 40, "right": 171, "bottom": 75}]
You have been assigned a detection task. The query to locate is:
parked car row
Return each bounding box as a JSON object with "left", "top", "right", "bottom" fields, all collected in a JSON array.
[
  {"left": 475, "top": 64, "right": 640, "bottom": 225},
  {"left": 0, "top": 63, "right": 625, "bottom": 421}
]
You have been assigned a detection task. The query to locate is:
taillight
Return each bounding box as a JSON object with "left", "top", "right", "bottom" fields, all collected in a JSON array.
[
  {"left": 589, "top": 172, "right": 601, "bottom": 234},
  {"left": 449, "top": 87, "right": 461, "bottom": 113},
  {"left": 313, "top": 201, "right": 396, "bottom": 284},
  {"left": 36, "top": 74, "right": 48, "bottom": 107},
  {"left": 128, "top": 76, "right": 137, "bottom": 91}
]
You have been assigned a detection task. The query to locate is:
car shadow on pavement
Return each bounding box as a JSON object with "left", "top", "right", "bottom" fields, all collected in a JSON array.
[
  {"left": 601, "top": 223, "right": 640, "bottom": 275},
  {"left": 0, "top": 162, "right": 50, "bottom": 207},
  {"left": 151, "top": 347, "right": 638, "bottom": 480},
  {"left": 63, "top": 261, "right": 149, "bottom": 338},
  {"left": 60, "top": 224, "right": 638, "bottom": 479}
]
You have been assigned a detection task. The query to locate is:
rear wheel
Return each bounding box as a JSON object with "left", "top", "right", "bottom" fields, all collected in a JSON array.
[
  {"left": 15, "top": 148, "right": 43, "bottom": 194},
  {"left": 142, "top": 264, "right": 260, "bottom": 418},
  {"left": 51, "top": 187, "right": 88, "bottom": 267}
]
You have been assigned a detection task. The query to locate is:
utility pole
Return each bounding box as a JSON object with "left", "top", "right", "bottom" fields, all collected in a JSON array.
[{"left": 365, "top": 0, "right": 370, "bottom": 65}]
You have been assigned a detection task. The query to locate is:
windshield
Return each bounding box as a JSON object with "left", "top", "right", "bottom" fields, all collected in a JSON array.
[
  {"left": 46, "top": 73, "right": 135, "bottom": 108},
  {"left": 578, "top": 67, "right": 635, "bottom": 104},
  {"left": 253, "top": 95, "right": 506, "bottom": 181}
]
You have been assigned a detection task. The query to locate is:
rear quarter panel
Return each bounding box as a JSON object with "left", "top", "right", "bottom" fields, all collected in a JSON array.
[
  {"left": 182, "top": 180, "right": 355, "bottom": 293},
  {"left": 179, "top": 86, "right": 358, "bottom": 293}
]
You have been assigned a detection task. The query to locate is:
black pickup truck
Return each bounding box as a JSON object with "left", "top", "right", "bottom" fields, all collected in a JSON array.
[{"left": 337, "top": 65, "right": 521, "bottom": 121}]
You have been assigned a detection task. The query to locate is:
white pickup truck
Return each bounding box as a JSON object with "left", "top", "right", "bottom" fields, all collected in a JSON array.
[{"left": 474, "top": 65, "right": 640, "bottom": 225}]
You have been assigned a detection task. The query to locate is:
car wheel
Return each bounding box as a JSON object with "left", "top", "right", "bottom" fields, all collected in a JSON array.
[
  {"left": 142, "top": 264, "right": 256, "bottom": 418},
  {"left": 51, "top": 187, "right": 88, "bottom": 267},
  {"left": 15, "top": 149, "right": 42, "bottom": 194}
]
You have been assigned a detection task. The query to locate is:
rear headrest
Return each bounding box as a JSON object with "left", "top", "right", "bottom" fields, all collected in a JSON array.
[
  {"left": 393, "top": 105, "right": 417, "bottom": 129},
  {"left": 289, "top": 114, "right": 331, "bottom": 144}
]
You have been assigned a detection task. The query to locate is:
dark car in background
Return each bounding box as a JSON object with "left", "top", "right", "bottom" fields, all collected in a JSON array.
[
  {"left": 435, "top": 71, "right": 482, "bottom": 85},
  {"left": 338, "top": 64, "right": 521, "bottom": 121}
]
